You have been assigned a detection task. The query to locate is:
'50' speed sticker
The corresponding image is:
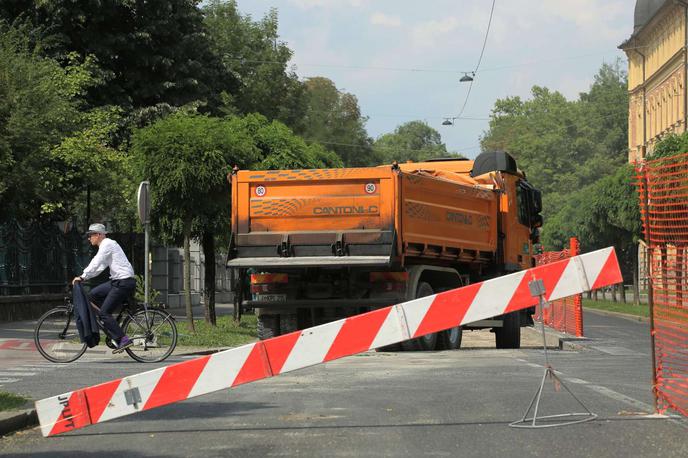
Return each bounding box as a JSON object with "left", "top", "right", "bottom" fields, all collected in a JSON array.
[
  {"left": 365, "top": 183, "right": 376, "bottom": 194},
  {"left": 255, "top": 185, "right": 266, "bottom": 197}
]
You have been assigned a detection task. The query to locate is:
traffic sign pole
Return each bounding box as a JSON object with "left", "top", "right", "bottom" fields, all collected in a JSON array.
[{"left": 137, "top": 181, "right": 151, "bottom": 306}]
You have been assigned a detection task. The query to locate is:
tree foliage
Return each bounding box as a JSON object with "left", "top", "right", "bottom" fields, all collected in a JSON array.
[
  {"left": 0, "top": 22, "right": 127, "bottom": 222},
  {"left": 481, "top": 61, "right": 631, "bottom": 246},
  {"left": 203, "top": 0, "right": 305, "bottom": 129},
  {"left": 373, "top": 120, "right": 461, "bottom": 163},
  {"left": 651, "top": 131, "right": 688, "bottom": 158},
  {"left": 132, "top": 111, "right": 261, "bottom": 326},
  {"left": 131, "top": 112, "right": 257, "bottom": 243},
  {"left": 544, "top": 164, "right": 640, "bottom": 274},
  {"left": 1, "top": 0, "right": 233, "bottom": 111},
  {"left": 132, "top": 111, "right": 342, "bottom": 244},
  {"left": 131, "top": 110, "right": 341, "bottom": 323},
  {"left": 301, "top": 77, "right": 374, "bottom": 166}
]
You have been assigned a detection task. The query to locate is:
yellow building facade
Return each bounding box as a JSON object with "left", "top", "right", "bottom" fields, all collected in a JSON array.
[{"left": 620, "top": 0, "right": 688, "bottom": 162}]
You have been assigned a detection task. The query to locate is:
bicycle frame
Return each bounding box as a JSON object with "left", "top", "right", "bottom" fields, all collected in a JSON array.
[
  {"left": 59, "top": 297, "right": 77, "bottom": 340},
  {"left": 36, "top": 293, "right": 177, "bottom": 364}
]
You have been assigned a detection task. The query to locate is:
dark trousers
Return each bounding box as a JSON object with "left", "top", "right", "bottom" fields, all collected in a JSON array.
[{"left": 89, "top": 278, "right": 136, "bottom": 341}]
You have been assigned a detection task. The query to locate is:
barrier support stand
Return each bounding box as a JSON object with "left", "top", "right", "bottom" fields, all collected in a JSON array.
[{"left": 509, "top": 278, "right": 597, "bottom": 429}]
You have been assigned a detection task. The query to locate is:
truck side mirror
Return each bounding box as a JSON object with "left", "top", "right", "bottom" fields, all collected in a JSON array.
[
  {"left": 531, "top": 189, "right": 542, "bottom": 214},
  {"left": 531, "top": 214, "right": 543, "bottom": 229}
]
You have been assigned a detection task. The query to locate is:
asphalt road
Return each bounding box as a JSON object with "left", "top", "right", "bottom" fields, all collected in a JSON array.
[{"left": 1, "top": 309, "right": 687, "bottom": 457}]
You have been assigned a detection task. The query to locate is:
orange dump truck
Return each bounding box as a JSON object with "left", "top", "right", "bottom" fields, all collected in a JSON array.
[{"left": 227, "top": 151, "right": 542, "bottom": 350}]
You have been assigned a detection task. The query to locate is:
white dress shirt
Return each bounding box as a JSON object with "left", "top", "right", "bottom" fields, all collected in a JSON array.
[{"left": 81, "top": 238, "right": 135, "bottom": 280}]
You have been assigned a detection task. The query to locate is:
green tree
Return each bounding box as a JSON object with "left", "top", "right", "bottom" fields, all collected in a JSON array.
[
  {"left": 131, "top": 111, "right": 260, "bottom": 328},
  {"left": 373, "top": 120, "right": 459, "bottom": 163},
  {"left": 45, "top": 105, "right": 135, "bottom": 226},
  {"left": 0, "top": 22, "right": 127, "bottom": 223},
  {"left": 481, "top": 62, "right": 628, "bottom": 225},
  {"left": 543, "top": 164, "right": 640, "bottom": 296},
  {"left": 132, "top": 111, "right": 340, "bottom": 325},
  {"left": 301, "top": 77, "right": 374, "bottom": 166},
  {"left": 203, "top": 0, "right": 306, "bottom": 129},
  {"left": 651, "top": 130, "right": 688, "bottom": 158},
  {"left": 249, "top": 115, "right": 343, "bottom": 170},
  {"left": 481, "top": 62, "right": 638, "bottom": 292},
  {"left": 579, "top": 60, "right": 629, "bottom": 157},
  {"left": 1, "top": 0, "right": 233, "bottom": 111}
]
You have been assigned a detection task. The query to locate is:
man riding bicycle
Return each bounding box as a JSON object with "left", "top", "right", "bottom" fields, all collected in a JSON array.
[{"left": 72, "top": 223, "right": 135, "bottom": 353}]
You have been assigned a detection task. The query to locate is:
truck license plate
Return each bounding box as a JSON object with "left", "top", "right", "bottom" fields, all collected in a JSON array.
[{"left": 255, "top": 294, "right": 287, "bottom": 303}]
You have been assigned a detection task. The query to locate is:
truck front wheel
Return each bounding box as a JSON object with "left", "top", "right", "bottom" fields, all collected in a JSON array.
[
  {"left": 438, "top": 326, "right": 462, "bottom": 350},
  {"left": 495, "top": 311, "right": 521, "bottom": 349}
]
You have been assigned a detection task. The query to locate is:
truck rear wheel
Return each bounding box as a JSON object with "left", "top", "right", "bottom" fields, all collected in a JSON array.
[
  {"left": 257, "top": 315, "right": 279, "bottom": 340},
  {"left": 495, "top": 311, "right": 521, "bottom": 349},
  {"left": 375, "top": 343, "right": 402, "bottom": 352},
  {"left": 280, "top": 313, "right": 298, "bottom": 334},
  {"left": 437, "top": 326, "right": 462, "bottom": 350},
  {"left": 401, "top": 282, "right": 438, "bottom": 351}
]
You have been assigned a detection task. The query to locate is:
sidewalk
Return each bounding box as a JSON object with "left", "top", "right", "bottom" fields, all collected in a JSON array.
[{"left": 168, "top": 301, "right": 234, "bottom": 321}]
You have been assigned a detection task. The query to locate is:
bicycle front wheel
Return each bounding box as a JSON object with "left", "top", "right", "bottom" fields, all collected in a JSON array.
[
  {"left": 122, "top": 309, "right": 177, "bottom": 363},
  {"left": 34, "top": 307, "right": 88, "bottom": 363}
]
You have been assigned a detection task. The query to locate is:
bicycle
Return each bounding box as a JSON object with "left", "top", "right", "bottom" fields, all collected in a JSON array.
[{"left": 34, "top": 292, "right": 178, "bottom": 363}]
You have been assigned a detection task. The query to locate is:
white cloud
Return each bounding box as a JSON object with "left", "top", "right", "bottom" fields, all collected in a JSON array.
[
  {"left": 242, "top": 0, "right": 635, "bottom": 153},
  {"left": 287, "top": 23, "right": 351, "bottom": 74},
  {"left": 288, "top": 0, "right": 365, "bottom": 9},
  {"left": 370, "top": 12, "right": 402, "bottom": 28},
  {"left": 498, "top": 0, "right": 629, "bottom": 45},
  {"left": 411, "top": 17, "right": 459, "bottom": 48}
]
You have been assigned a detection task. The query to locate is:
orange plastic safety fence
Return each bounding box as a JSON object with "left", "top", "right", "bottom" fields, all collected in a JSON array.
[
  {"left": 533, "top": 237, "right": 584, "bottom": 337},
  {"left": 636, "top": 152, "right": 688, "bottom": 417}
]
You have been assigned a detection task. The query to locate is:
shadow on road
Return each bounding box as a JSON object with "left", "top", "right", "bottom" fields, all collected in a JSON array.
[
  {"left": 121, "top": 400, "right": 277, "bottom": 422},
  {"left": 5, "top": 451, "right": 156, "bottom": 458},
  {"left": 64, "top": 415, "right": 675, "bottom": 438}
]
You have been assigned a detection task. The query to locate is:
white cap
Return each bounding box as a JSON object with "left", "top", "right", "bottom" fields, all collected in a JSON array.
[{"left": 85, "top": 223, "right": 108, "bottom": 235}]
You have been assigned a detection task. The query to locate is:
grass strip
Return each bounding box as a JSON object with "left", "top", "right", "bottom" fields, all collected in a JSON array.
[
  {"left": 583, "top": 299, "right": 650, "bottom": 318},
  {"left": 177, "top": 314, "right": 257, "bottom": 347},
  {"left": 0, "top": 391, "right": 29, "bottom": 412}
]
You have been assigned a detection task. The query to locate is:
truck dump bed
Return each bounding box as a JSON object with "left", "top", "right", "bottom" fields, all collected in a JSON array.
[{"left": 228, "top": 162, "right": 498, "bottom": 268}]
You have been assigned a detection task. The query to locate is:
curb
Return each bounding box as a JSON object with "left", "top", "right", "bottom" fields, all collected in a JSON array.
[
  {"left": 177, "top": 348, "right": 227, "bottom": 356},
  {"left": 585, "top": 307, "right": 650, "bottom": 323},
  {"left": 0, "top": 409, "right": 37, "bottom": 437},
  {"left": 559, "top": 336, "right": 593, "bottom": 351}
]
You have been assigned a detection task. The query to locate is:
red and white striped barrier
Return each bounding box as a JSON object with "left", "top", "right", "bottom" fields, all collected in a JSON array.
[{"left": 36, "top": 247, "right": 622, "bottom": 437}]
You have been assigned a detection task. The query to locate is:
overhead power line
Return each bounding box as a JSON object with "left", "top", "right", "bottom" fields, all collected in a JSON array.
[
  {"left": 455, "top": 0, "right": 496, "bottom": 120},
  {"left": 224, "top": 50, "right": 627, "bottom": 76}
]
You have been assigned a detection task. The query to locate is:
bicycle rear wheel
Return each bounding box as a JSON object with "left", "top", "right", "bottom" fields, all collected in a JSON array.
[
  {"left": 122, "top": 308, "right": 177, "bottom": 363},
  {"left": 34, "top": 307, "right": 87, "bottom": 363}
]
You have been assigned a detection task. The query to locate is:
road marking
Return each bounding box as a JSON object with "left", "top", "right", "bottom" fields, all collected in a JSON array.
[
  {"left": 0, "top": 378, "right": 20, "bottom": 383},
  {"left": 565, "top": 377, "right": 589, "bottom": 384},
  {"left": 586, "top": 384, "right": 654, "bottom": 413},
  {"left": 591, "top": 346, "right": 643, "bottom": 356},
  {"left": 0, "top": 371, "right": 37, "bottom": 377}
]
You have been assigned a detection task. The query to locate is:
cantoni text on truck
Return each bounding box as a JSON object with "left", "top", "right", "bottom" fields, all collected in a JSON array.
[{"left": 227, "top": 151, "right": 543, "bottom": 350}]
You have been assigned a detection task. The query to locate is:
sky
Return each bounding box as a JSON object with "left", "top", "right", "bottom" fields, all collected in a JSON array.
[{"left": 236, "top": 0, "right": 636, "bottom": 159}]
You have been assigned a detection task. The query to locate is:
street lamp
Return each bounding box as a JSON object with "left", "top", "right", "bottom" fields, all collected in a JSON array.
[
  {"left": 460, "top": 72, "right": 475, "bottom": 82},
  {"left": 443, "top": 72, "right": 476, "bottom": 126}
]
